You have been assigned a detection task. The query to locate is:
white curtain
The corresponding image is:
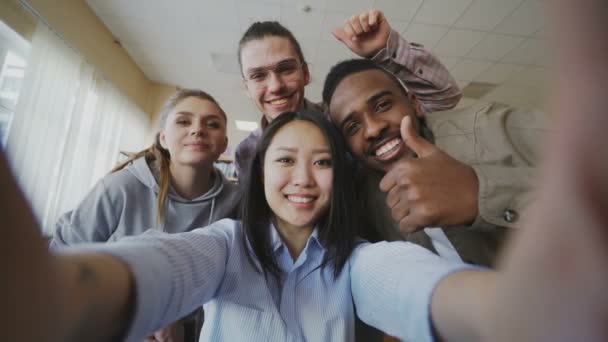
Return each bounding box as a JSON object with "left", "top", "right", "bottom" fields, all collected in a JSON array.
[{"left": 6, "top": 23, "right": 149, "bottom": 234}]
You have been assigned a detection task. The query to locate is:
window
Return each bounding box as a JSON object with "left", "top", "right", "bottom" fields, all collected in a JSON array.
[{"left": 0, "top": 20, "right": 29, "bottom": 147}]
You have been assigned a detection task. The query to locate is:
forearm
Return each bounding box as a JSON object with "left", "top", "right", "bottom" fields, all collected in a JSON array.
[
  {"left": 372, "top": 30, "right": 462, "bottom": 113},
  {"left": 1, "top": 151, "right": 133, "bottom": 342},
  {"left": 431, "top": 270, "right": 496, "bottom": 342},
  {"left": 2, "top": 150, "right": 65, "bottom": 341},
  {"left": 52, "top": 253, "right": 134, "bottom": 341}
]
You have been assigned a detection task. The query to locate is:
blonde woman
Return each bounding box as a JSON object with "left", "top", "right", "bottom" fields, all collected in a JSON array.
[{"left": 50, "top": 88, "right": 239, "bottom": 341}]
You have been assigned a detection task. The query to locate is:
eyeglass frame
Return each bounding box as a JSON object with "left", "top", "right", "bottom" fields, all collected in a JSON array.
[{"left": 242, "top": 58, "right": 307, "bottom": 86}]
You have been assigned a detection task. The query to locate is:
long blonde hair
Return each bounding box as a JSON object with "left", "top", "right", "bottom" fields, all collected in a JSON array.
[{"left": 112, "top": 89, "right": 227, "bottom": 226}]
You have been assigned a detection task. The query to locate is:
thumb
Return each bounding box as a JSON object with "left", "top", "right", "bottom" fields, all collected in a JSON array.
[
  {"left": 400, "top": 115, "right": 434, "bottom": 158},
  {"left": 332, "top": 27, "right": 349, "bottom": 44}
]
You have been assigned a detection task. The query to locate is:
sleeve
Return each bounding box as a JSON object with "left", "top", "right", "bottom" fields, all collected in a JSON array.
[
  {"left": 62, "top": 221, "right": 233, "bottom": 342},
  {"left": 371, "top": 29, "right": 462, "bottom": 113},
  {"left": 468, "top": 105, "right": 546, "bottom": 230},
  {"left": 350, "top": 241, "right": 477, "bottom": 341},
  {"left": 49, "top": 178, "right": 121, "bottom": 248},
  {"left": 471, "top": 164, "right": 536, "bottom": 230}
]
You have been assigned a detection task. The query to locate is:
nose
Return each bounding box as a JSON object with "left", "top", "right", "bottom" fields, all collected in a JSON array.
[
  {"left": 291, "top": 161, "right": 314, "bottom": 187},
  {"left": 266, "top": 72, "right": 286, "bottom": 93},
  {"left": 362, "top": 113, "right": 388, "bottom": 141},
  {"left": 190, "top": 122, "right": 207, "bottom": 136}
]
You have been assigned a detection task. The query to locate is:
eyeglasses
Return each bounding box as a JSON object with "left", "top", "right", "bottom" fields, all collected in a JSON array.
[{"left": 243, "top": 59, "right": 304, "bottom": 86}]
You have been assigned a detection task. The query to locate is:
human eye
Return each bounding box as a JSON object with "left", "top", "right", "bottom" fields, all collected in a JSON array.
[
  {"left": 175, "top": 117, "right": 190, "bottom": 125},
  {"left": 278, "top": 64, "right": 297, "bottom": 75},
  {"left": 344, "top": 120, "right": 361, "bottom": 137},
  {"left": 314, "top": 158, "right": 332, "bottom": 167},
  {"left": 206, "top": 120, "right": 221, "bottom": 129},
  {"left": 275, "top": 156, "right": 294, "bottom": 165},
  {"left": 374, "top": 99, "right": 392, "bottom": 112},
  {"left": 249, "top": 72, "right": 266, "bottom": 82}
]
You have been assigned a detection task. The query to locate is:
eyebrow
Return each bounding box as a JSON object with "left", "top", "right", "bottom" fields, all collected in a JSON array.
[
  {"left": 175, "top": 111, "right": 222, "bottom": 119},
  {"left": 245, "top": 58, "right": 298, "bottom": 74},
  {"left": 339, "top": 90, "right": 393, "bottom": 130},
  {"left": 274, "top": 147, "right": 331, "bottom": 154}
]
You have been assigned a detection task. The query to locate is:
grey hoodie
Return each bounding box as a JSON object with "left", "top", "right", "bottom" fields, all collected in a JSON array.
[{"left": 50, "top": 157, "right": 239, "bottom": 247}]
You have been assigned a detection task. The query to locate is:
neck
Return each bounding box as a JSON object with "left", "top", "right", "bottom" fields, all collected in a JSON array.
[
  {"left": 168, "top": 162, "right": 215, "bottom": 200},
  {"left": 274, "top": 219, "right": 315, "bottom": 261}
]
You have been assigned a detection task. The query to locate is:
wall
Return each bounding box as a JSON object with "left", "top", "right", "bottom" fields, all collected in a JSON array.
[
  {"left": 22, "top": 0, "right": 154, "bottom": 114},
  {"left": 0, "top": 0, "right": 35, "bottom": 40},
  {"left": 1, "top": 0, "right": 195, "bottom": 139}
]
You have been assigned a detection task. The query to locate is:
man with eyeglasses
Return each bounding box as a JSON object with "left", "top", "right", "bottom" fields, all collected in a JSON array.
[{"left": 234, "top": 10, "right": 462, "bottom": 178}]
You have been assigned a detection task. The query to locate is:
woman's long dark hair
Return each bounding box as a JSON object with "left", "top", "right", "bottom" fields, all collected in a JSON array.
[{"left": 240, "top": 111, "right": 359, "bottom": 279}]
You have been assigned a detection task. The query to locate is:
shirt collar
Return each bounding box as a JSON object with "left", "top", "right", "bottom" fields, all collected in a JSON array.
[{"left": 269, "top": 222, "right": 327, "bottom": 254}]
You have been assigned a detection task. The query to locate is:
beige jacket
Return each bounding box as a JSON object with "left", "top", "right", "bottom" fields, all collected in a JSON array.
[{"left": 360, "top": 101, "right": 548, "bottom": 267}]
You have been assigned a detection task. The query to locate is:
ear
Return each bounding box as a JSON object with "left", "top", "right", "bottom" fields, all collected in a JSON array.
[
  {"left": 302, "top": 62, "right": 311, "bottom": 86},
  {"left": 159, "top": 131, "right": 168, "bottom": 149},
  {"left": 242, "top": 79, "right": 252, "bottom": 99},
  {"left": 409, "top": 94, "right": 424, "bottom": 118}
]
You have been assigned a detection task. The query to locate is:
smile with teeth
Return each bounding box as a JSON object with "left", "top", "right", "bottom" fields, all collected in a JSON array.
[
  {"left": 269, "top": 98, "right": 289, "bottom": 106},
  {"left": 374, "top": 138, "right": 402, "bottom": 157},
  {"left": 287, "top": 195, "right": 315, "bottom": 203}
]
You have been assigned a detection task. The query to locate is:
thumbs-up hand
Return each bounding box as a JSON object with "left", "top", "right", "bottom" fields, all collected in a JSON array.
[
  {"left": 332, "top": 9, "right": 391, "bottom": 58},
  {"left": 379, "top": 116, "right": 480, "bottom": 234}
]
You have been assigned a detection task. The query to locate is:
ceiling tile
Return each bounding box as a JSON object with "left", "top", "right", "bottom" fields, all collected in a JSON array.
[
  {"left": 455, "top": 96, "right": 479, "bottom": 109},
  {"left": 305, "top": 81, "right": 324, "bottom": 103},
  {"left": 280, "top": 0, "right": 327, "bottom": 12},
  {"left": 237, "top": 2, "right": 282, "bottom": 31},
  {"left": 474, "top": 63, "right": 525, "bottom": 83},
  {"left": 239, "top": 0, "right": 281, "bottom": 4},
  {"left": 169, "top": 0, "right": 240, "bottom": 30},
  {"left": 433, "top": 29, "right": 485, "bottom": 57},
  {"left": 86, "top": 0, "right": 171, "bottom": 18},
  {"left": 500, "top": 38, "right": 546, "bottom": 65},
  {"left": 437, "top": 56, "right": 462, "bottom": 70},
  {"left": 296, "top": 37, "right": 321, "bottom": 67},
  {"left": 326, "top": 0, "right": 374, "bottom": 13},
  {"left": 481, "top": 84, "right": 545, "bottom": 108},
  {"left": 388, "top": 20, "right": 410, "bottom": 35},
  {"left": 374, "top": 0, "right": 424, "bottom": 23},
  {"left": 454, "top": 0, "right": 523, "bottom": 31},
  {"left": 321, "top": 11, "right": 350, "bottom": 42},
  {"left": 316, "top": 39, "right": 357, "bottom": 64},
  {"left": 450, "top": 59, "right": 493, "bottom": 80},
  {"left": 404, "top": 23, "right": 448, "bottom": 50},
  {"left": 280, "top": 5, "right": 324, "bottom": 41},
  {"left": 308, "top": 61, "right": 334, "bottom": 86},
  {"left": 494, "top": 0, "right": 544, "bottom": 36},
  {"left": 457, "top": 79, "right": 472, "bottom": 89},
  {"left": 466, "top": 33, "right": 525, "bottom": 61},
  {"left": 413, "top": 0, "right": 473, "bottom": 26},
  {"left": 504, "top": 66, "right": 549, "bottom": 88}
]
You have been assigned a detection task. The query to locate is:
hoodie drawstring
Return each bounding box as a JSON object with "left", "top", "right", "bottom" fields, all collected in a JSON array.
[{"left": 208, "top": 198, "right": 216, "bottom": 226}]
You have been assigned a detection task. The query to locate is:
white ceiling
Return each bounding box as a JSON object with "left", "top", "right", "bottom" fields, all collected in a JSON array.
[{"left": 85, "top": 0, "right": 550, "bottom": 151}]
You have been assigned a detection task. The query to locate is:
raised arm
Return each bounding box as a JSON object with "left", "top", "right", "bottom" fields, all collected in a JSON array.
[
  {"left": 350, "top": 241, "right": 488, "bottom": 341},
  {"left": 333, "top": 9, "right": 462, "bottom": 113}
]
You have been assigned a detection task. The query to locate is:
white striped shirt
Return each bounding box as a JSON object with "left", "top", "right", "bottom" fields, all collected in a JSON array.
[{"left": 83, "top": 219, "right": 473, "bottom": 341}]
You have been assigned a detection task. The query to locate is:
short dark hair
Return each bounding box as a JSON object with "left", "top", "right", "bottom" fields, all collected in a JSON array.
[
  {"left": 238, "top": 21, "right": 306, "bottom": 76},
  {"left": 240, "top": 111, "right": 359, "bottom": 279},
  {"left": 322, "top": 59, "right": 408, "bottom": 106}
]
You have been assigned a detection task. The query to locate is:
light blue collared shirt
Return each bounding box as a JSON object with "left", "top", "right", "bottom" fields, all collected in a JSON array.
[{"left": 81, "top": 219, "right": 473, "bottom": 341}]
